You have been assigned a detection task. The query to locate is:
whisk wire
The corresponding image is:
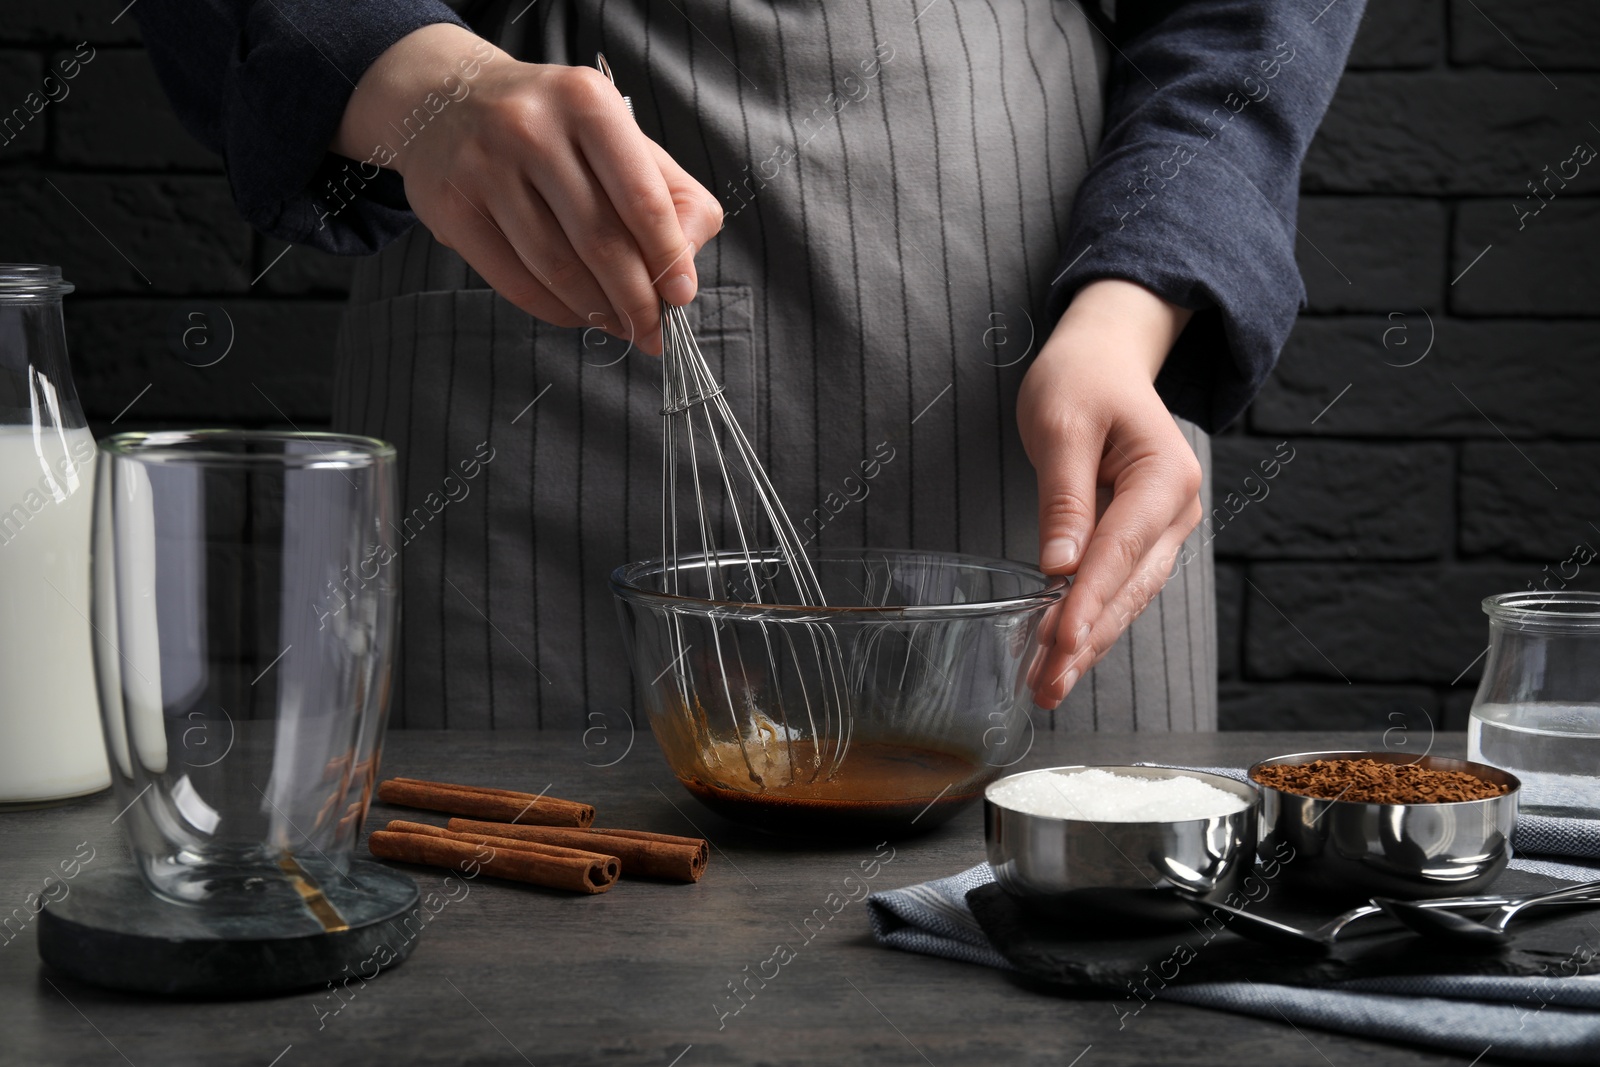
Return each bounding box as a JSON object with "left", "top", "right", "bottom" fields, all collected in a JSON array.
[{"left": 658, "top": 302, "right": 853, "bottom": 785}]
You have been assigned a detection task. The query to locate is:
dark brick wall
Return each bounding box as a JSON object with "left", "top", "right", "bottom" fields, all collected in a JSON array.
[
  {"left": 1217, "top": 0, "right": 1600, "bottom": 731},
  {"left": 0, "top": 6, "right": 356, "bottom": 433},
  {"left": 2, "top": 3, "right": 1595, "bottom": 730}
]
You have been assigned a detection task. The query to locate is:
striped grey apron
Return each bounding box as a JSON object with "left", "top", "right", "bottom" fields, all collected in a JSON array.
[{"left": 329, "top": 0, "right": 1216, "bottom": 733}]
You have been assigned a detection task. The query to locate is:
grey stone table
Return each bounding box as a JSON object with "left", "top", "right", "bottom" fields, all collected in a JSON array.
[{"left": 3, "top": 729, "right": 1479, "bottom": 1066}]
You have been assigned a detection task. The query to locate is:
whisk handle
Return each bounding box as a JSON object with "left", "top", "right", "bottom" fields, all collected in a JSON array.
[{"left": 594, "top": 53, "right": 635, "bottom": 122}]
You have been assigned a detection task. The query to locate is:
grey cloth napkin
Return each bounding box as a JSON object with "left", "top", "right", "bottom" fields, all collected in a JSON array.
[{"left": 866, "top": 767, "right": 1600, "bottom": 1062}]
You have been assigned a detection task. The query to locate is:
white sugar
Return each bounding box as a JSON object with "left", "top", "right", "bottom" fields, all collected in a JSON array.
[{"left": 988, "top": 768, "right": 1249, "bottom": 822}]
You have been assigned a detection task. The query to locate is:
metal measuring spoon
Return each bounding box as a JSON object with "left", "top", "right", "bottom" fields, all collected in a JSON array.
[
  {"left": 1174, "top": 892, "right": 1361, "bottom": 953},
  {"left": 1374, "top": 879, "right": 1600, "bottom": 945},
  {"left": 1174, "top": 888, "right": 1592, "bottom": 954}
]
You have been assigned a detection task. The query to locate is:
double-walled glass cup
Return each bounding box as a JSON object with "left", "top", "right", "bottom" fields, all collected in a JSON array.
[{"left": 92, "top": 431, "right": 399, "bottom": 908}]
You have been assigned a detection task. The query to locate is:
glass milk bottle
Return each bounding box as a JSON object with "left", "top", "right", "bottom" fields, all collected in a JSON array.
[
  {"left": 0, "top": 265, "right": 107, "bottom": 805},
  {"left": 1469, "top": 591, "right": 1600, "bottom": 821}
]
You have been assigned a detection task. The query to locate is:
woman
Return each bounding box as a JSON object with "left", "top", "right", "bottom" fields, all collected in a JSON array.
[{"left": 137, "top": 0, "right": 1362, "bottom": 730}]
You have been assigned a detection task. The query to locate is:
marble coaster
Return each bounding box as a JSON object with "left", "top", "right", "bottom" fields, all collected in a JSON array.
[{"left": 37, "top": 859, "right": 422, "bottom": 997}]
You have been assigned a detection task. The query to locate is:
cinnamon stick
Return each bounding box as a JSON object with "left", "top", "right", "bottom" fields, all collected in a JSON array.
[
  {"left": 585, "top": 827, "right": 707, "bottom": 850},
  {"left": 384, "top": 819, "right": 615, "bottom": 862},
  {"left": 376, "top": 777, "right": 594, "bottom": 827},
  {"left": 389, "top": 777, "right": 539, "bottom": 800},
  {"left": 446, "top": 819, "right": 708, "bottom": 882},
  {"left": 369, "top": 827, "right": 619, "bottom": 894}
]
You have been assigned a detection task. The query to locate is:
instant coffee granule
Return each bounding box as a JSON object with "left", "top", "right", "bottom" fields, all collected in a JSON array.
[{"left": 1251, "top": 758, "right": 1509, "bottom": 804}]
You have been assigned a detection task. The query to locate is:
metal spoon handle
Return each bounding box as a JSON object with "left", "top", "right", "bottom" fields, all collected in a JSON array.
[
  {"left": 1492, "top": 878, "right": 1600, "bottom": 931},
  {"left": 1173, "top": 891, "right": 1329, "bottom": 952}
]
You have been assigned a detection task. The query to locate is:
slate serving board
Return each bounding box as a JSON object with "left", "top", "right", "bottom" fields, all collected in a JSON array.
[{"left": 968, "top": 868, "right": 1600, "bottom": 991}]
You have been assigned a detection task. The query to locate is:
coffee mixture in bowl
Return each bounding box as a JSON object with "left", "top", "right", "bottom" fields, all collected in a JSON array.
[{"left": 675, "top": 735, "right": 985, "bottom": 835}]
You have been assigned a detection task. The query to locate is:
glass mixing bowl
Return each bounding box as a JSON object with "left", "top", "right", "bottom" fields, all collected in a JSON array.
[{"left": 611, "top": 549, "right": 1066, "bottom": 837}]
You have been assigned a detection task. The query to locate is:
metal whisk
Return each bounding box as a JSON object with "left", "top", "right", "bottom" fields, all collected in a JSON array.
[
  {"left": 657, "top": 302, "right": 854, "bottom": 786},
  {"left": 593, "top": 52, "right": 854, "bottom": 786},
  {"left": 658, "top": 302, "right": 821, "bottom": 607}
]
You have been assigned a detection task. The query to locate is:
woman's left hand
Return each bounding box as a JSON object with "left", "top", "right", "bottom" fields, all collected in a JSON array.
[{"left": 1018, "top": 279, "right": 1202, "bottom": 709}]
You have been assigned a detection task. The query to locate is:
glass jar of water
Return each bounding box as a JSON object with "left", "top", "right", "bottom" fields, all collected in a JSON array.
[{"left": 1469, "top": 591, "right": 1600, "bottom": 821}]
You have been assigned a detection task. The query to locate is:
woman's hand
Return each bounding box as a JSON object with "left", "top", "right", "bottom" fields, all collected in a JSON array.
[
  {"left": 332, "top": 23, "right": 723, "bottom": 355},
  {"left": 1019, "top": 279, "right": 1202, "bottom": 709}
]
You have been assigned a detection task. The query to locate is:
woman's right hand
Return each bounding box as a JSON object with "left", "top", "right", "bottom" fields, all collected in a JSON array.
[{"left": 332, "top": 23, "right": 723, "bottom": 355}]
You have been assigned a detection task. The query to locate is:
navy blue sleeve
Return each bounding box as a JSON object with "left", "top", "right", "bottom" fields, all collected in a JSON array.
[
  {"left": 1047, "top": 0, "right": 1366, "bottom": 431},
  {"left": 134, "top": 0, "right": 470, "bottom": 255}
]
